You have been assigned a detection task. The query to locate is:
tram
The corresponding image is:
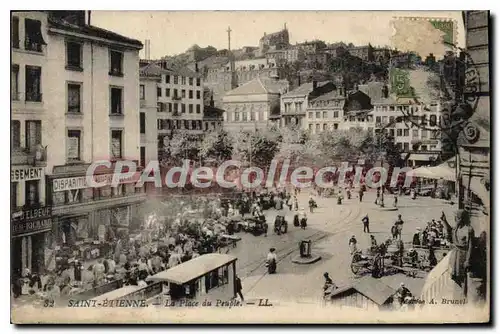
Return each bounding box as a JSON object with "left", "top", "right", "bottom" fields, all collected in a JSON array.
[{"left": 145, "top": 253, "right": 238, "bottom": 305}]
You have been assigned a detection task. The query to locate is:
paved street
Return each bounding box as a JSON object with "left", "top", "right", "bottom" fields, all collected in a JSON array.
[{"left": 230, "top": 189, "right": 456, "bottom": 304}]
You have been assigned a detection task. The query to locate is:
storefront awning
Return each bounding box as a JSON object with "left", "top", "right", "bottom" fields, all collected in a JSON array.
[{"left": 407, "top": 158, "right": 456, "bottom": 181}]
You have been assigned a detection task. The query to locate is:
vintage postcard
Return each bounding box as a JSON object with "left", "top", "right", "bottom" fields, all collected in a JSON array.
[{"left": 10, "top": 10, "right": 490, "bottom": 324}]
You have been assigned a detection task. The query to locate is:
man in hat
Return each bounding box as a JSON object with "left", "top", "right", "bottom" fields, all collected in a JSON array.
[
  {"left": 362, "top": 215, "right": 370, "bottom": 233},
  {"left": 349, "top": 235, "right": 358, "bottom": 255},
  {"left": 396, "top": 282, "right": 411, "bottom": 305}
]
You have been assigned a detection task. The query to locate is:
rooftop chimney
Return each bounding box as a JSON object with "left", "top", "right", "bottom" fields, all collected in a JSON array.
[
  {"left": 210, "top": 92, "right": 215, "bottom": 108},
  {"left": 312, "top": 80, "right": 318, "bottom": 90},
  {"left": 145, "top": 39, "right": 151, "bottom": 60},
  {"left": 195, "top": 63, "right": 199, "bottom": 73}
]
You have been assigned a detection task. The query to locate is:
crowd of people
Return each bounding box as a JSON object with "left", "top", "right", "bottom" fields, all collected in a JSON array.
[{"left": 13, "top": 187, "right": 308, "bottom": 304}]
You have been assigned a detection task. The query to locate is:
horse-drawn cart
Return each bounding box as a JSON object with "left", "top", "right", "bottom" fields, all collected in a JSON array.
[{"left": 350, "top": 248, "right": 384, "bottom": 277}]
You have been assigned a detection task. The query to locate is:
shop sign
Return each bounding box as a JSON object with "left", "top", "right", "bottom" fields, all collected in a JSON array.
[
  {"left": 53, "top": 174, "right": 139, "bottom": 192},
  {"left": 11, "top": 167, "right": 44, "bottom": 182},
  {"left": 11, "top": 206, "right": 52, "bottom": 236}
]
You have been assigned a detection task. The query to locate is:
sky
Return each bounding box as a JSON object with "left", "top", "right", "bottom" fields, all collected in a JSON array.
[{"left": 91, "top": 11, "right": 465, "bottom": 59}]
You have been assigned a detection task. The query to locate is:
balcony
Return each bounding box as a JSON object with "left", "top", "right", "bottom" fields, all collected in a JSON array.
[
  {"left": 172, "top": 96, "right": 182, "bottom": 101},
  {"left": 25, "top": 92, "right": 42, "bottom": 102},
  {"left": 24, "top": 39, "right": 44, "bottom": 53},
  {"left": 11, "top": 145, "right": 47, "bottom": 167}
]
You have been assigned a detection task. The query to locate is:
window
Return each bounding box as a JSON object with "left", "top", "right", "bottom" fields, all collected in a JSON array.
[
  {"left": 182, "top": 104, "right": 186, "bottom": 113},
  {"left": 404, "top": 142, "right": 409, "bottom": 151},
  {"left": 308, "top": 112, "right": 313, "bottom": 119},
  {"left": 66, "top": 41, "right": 82, "bottom": 69},
  {"left": 196, "top": 105, "right": 201, "bottom": 113},
  {"left": 323, "top": 123, "right": 327, "bottom": 131},
  {"left": 67, "top": 129, "right": 81, "bottom": 161},
  {"left": 404, "top": 129, "right": 409, "bottom": 136},
  {"left": 333, "top": 111, "right": 339, "bottom": 118},
  {"left": 11, "top": 64, "right": 19, "bottom": 100},
  {"left": 429, "top": 115, "right": 437, "bottom": 127},
  {"left": 250, "top": 111, "right": 256, "bottom": 121},
  {"left": 25, "top": 120, "right": 41, "bottom": 152},
  {"left": 174, "top": 75, "right": 178, "bottom": 84},
  {"left": 421, "top": 145, "right": 428, "bottom": 151},
  {"left": 189, "top": 77, "right": 193, "bottom": 85},
  {"left": 166, "top": 88, "right": 170, "bottom": 97},
  {"left": 25, "top": 65, "right": 42, "bottom": 102},
  {"left": 397, "top": 142, "right": 403, "bottom": 150},
  {"left": 412, "top": 129, "right": 419, "bottom": 137},
  {"left": 376, "top": 116, "right": 381, "bottom": 123},
  {"left": 24, "top": 19, "right": 46, "bottom": 52},
  {"left": 196, "top": 91, "right": 201, "bottom": 99},
  {"left": 382, "top": 116, "right": 388, "bottom": 123},
  {"left": 189, "top": 104, "right": 193, "bottom": 113},
  {"left": 182, "top": 90, "right": 186, "bottom": 98},
  {"left": 389, "top": 116, "right": 395, "bottom": 124},
  {"left": 12, "top": 16, "right": 19, "bottom": 48},
  {"left": 323, "top": 111, "right": 328, "bottom": 119},
  {"left": 173, "top": 89, "right": 179, "bottom": 98},
  {"left": 11, "top": 183, "right": 18, "bottom": 209},
  {"left": 173, "top": 103, "right": 178, "bottom": 113},
  {"left": 192, "top": 120, "right": 197, "bottom": 130},
  {"left": 421, "top": 130, "right": 428, "bottom": 139},
  {"left": 111, "top": 130, "right": 123, "bottom": 159},
  {"left": 140, "top": 112, "right": 145, "bottom": 134},
  {"left": 196, "top": 78, "right": 201, "bottom": 86},
  {"left": 181, "top": 77, "right": 186, "bottom": 85},
  {"left": 67, "top": 83, "right": 82, "bottom": 113},
  {"left": 397, "top": 129, "right": 403, "bottom": 136},
  {"left": 165, "top": 75, "right": 170, "bottom": 84},
  {"left": 184, "top": 120, "right": 189, "bottom": 129},
  {"left": 168, "top": 103, "right": 172, "bottom": 112},
  {"left": 242, "top": 112, "right": 248, "bottom": 121},
  {"left": 25, "top": 180, "right": 39, "bottom": 206},
  {"left": 109, "top": 50, "right": 123, "bottom": 76},
  {"left": 140, "top": 147, "right": 146, "bottom": 167},
  {"left": 316, "top": 124, "right": 320, "bottom": 131},
  {"left": 309, "top": 124, "right": 313, "bottom": 131},
  {"left": 110, "top": 87, "right": 123, "bottom": 114},
  {"left": 234, "top": 112, "right": 240, "bottom": 121},
  {"left": 316, "top": 112, "right": 320, "bottom": 119},
  {"left": 421, "top": 115, "right": 427, "bottom": 126},
  {"left": 389, "top": 129, "right": 395, "bottom": 137},
  {"left": 334, "top": 123, "right": 339, "bottom": 130},
  {"left": 189, "top": 90, "right": 193, "bottom": 99},
  {"left": 140, "top": 85, "right": 145, "bottom": 100},
  {"left": 11, "top": 121, "right": 20, "bottom": 149},
  {"left": 157, "top": 87, "right": 162, "bottom": 98}
]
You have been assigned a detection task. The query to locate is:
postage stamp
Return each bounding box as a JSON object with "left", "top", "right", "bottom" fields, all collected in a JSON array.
[{"left": 10, "top": 11, "right": 490, "bottom": 324}]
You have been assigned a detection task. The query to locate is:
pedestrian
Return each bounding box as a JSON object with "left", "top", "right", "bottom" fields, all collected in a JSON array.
[
  {"left": 349, "top": 235, "right": 358, "bottom": 255},
  {"left": 395, "top": 214, "right": 404, "bottom": 239},
  {"left": 362, "top": 215, "right": 370, "bottom": 233},
  {"left": 235, "top": 275, "right": 244, "bottom": 301},
  {"left": 294, "top": 195, "right": 299, "bottom": 211},
  {"left": 393, "top": 194, "right": 398, "bottom": 208},
  {"left": 74, "top": 260, "right": 83, "bottom": 285},
  {"left": 359, "top": 188, "right": 364, "bottom": 202},
  {"left": 299, "top": 208, "right": 307, "bottom": 229}
]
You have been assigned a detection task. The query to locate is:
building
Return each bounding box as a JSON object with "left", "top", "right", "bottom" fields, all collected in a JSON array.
[
  {"left": 324, "top": 42, "right": 348, "bottom": 58},
  {"left": 11, "top": 11, "right": 52, "bottom": 275},
  {"left": 327, "top": 277, "right": 396, "bottom": 310},
  {"left": 284, "top": 46, "right": 305, "bottom": 63},
  {"left": 304, "top": 51, "right": 331, "bottom": 70},
  {"left": 280, "top": 81, "right": 336, "bottom": 129},
  {"left": 305, "top": 87, "right": 372, "bottom": 134},
  {"left": 204, "top": 58, "right": 280, "bottom": 108},
  {"left": 297, "top": 40, "right": 326, "bottom": 54},
  {"left": 257, "top": 26, "right": 290, "bottom": 57},
  {"left": 348, "top": 44, "right": 374, "bottom": 61},
  {"left": 140, "top": 61, "right": 205, "bottom": 162},
  {"left": 222, "top": 76, "right": 289, "bottom": 133},
  {"left": 11, "top": 11, "right": 145, "bottom": 274}
]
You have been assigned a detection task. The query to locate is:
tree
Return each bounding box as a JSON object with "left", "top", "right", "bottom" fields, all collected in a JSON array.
[
  {"left": 199, "top": 128, "right": 233, "bottom": 163},
  {"left": 232, "top": 128, "right": 280, "bottom": 168}
]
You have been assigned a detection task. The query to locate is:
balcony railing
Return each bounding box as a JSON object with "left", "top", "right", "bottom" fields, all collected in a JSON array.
[
  {"left": 172, "top": 96, "right": 182, "bottom": 101},
  {"left": 25, "top": 91, "right": 42, "bottom": 102},
  {"left": 24, "top": 39, "right": 43, "bottom": 52}
]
